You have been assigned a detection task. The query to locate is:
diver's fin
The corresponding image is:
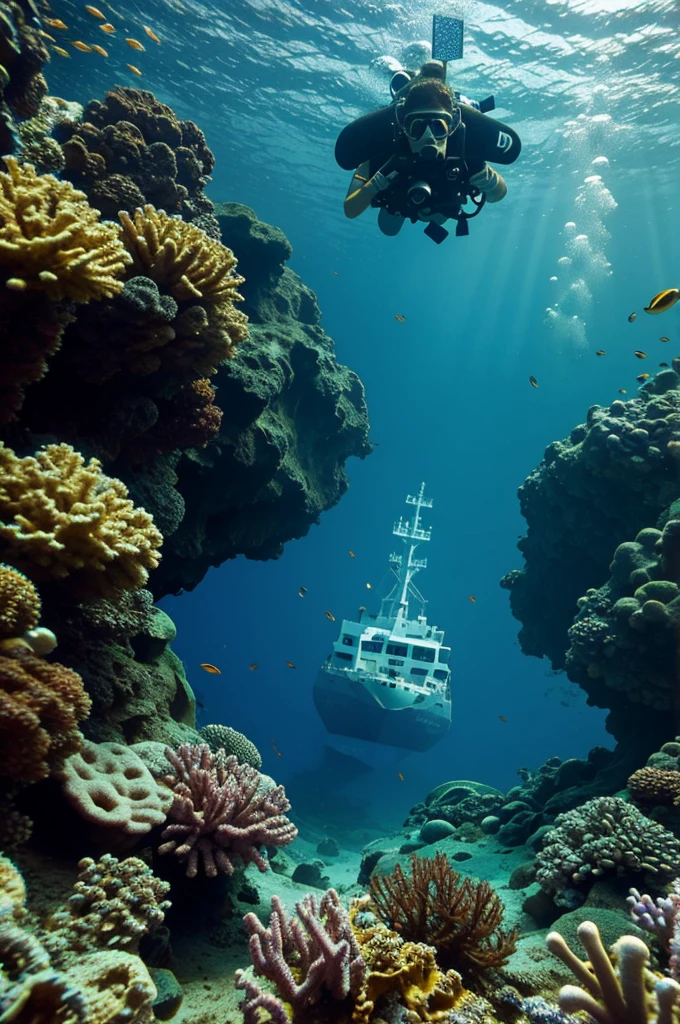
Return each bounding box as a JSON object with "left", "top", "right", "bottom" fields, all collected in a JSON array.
[{"left": 432, "top": 15, "right": 464, "bottom": 62}]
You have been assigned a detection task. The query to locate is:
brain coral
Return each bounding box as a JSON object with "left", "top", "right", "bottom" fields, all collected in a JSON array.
[
  {"left": 0, "top": 639, "right": 91, "bottom": 783},
  {"left": 199, "top": 723, "right": 262, "bottom": 770},
  {"left": 0, "top": 564, "right": 40, "bottom": 639},
  {"left": 501, "top": 365, "right": 680, "bottom": 670},
  {"left": 536, "top": 796, "right": 680, "bottom": 905},
  {"left": 0, "top": 442, "right": 163, "bottom": 598},
  {"left": 0, "top": 158, "right": 131, "bottom": 302}
]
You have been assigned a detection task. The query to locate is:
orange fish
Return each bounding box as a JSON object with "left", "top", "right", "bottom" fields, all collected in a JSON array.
[
  {"left": 51, "top": 45, "right": 70, "bottom": 55},
  {"left": 248, "top": 663, "right": 259, "bottom": 671},
  {"left": 299, "top": 585, "right": 307, "bottom": 597},
  {"left": 127, "top": 63, "right": 142, "bottom": 74},
  {"left": 91, "top": 43, "right": 108, "bottom": 55},
  {"left": 286, "top": 660, "right": 296, "bottom": 669},
  {"left": 45, "top": 17, "right": 68, "bottom": 28},
  {"left": 125, "top": 37, "right": 145, "bottom": 50},
  {"left": 394, "top": 314, "right": 406, "bottom": 323},
  {"left": 636, "top": 373, "right": 650, "bottom": 382},
  {"left": 85, "top": 5, "right": 106, "bottom": 17},
  {"left": 38, "top": 30, "right": 56, "bottom": 41},
  {"left": 644, "top": 289, "right": 680, "bottom": 314},
  {"left": 143, "top": 25, "right": 162, "bottom": 43},
  {"left": 468, "top": 595, "right": 476, "bottom": 603},
  {"left": 499, "top": 715, "right": 509, "bottom": 723},
  {"left": 71, "top": 40, "right": 92, "bottom": 50},
  {"left": 271, "top": 739, "right": 283, "bottom": 757},
  {"left": 634, "top": 350, "right": 647, "bottom": 359},
  {"left": 398, "top": 771, "right": 405, "bottom": 781},
  {"left": 325, "top": 611, "right": 336, "bottom": 622},
  {"left": 199, "top": 662, "right": 221, "bottom": 675},
  {"left": 100, "top": 22, "right": 115, "bottom": 31},
  {"left": 348, "top": 550, "right": 356, "bottom": 558}
]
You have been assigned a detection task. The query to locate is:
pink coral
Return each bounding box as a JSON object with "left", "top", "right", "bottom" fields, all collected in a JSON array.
[{"left": 157, "top": 743, "right": 297, "bottom": 878}]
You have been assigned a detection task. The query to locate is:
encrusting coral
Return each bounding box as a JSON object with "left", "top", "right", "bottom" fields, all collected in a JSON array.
[
  {"left": 158, "top": 742, "right": 297, "bottom": 877},
  {"left": 0, "top": 158, "right": 131, "bottom": 302},
  {"left": 628, "top": 767, "right": 680, "bottom": 806},
  {"left": 369, "top": 852, "right": 518, "bottom": 983},
  {"left": 0, "top": 442, "right": 163, "bottom": 598}
]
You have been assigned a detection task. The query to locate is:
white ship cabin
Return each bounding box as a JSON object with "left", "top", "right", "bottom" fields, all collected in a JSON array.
[{"left": 329, "top": 610, "right": 451, "bottom": 698}]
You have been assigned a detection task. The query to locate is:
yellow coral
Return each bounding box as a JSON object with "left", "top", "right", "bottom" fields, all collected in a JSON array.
[
  {"left": 0, "top": 159, "right": 132, "bottom": 302},
  {"left": 0, "top": 563, "right": 41, "bottom": 639},
  {"left": 119, "top": 204, "right": 246, "bottom": 304},
  {"left": 0, "top": 853, "right": 26, "bottom": 919},
  {"left": 0, "top": 442, "right": 163, "bottom": 597}
]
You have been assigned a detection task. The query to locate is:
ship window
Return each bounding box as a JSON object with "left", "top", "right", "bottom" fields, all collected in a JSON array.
[
  {"left": 412, "top": 645, "right": 435, "bottom": 663},
  {"left": 410, "top": 667, "right": 428, "bottom": 677},
  {"left": 438, "top": 648, "right": 451, "bottom": 664},
  {"left": 426, "top": 681, "right": 436, "bottom": 689},
  {"left": 342, "top": 635, "right": 354, "bottom": 647},
  {"left": 361, "top": 640, "right": 383, "bottom": 653},
  {"left": 388, "top": 658, "right": 404, "bottom": 666},
  {"left": 386, "top": 643, "right": 408, "bottom": 657},
  {"left": 335, "top": 651, "right": 352, "bottom": 661},
  {"left": 389, "top": 682, "right": 397, "bottom": 689},
  {"left": 434, "top": 669, "right": 448, "bottom": 681}
]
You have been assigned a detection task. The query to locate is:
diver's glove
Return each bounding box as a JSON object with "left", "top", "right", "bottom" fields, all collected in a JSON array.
[
  {"left": 369, "top": 159, "right": 400, "bottom": 195},
  {"left": 469, "top": 163, "right": 507, "bottom": 203}
]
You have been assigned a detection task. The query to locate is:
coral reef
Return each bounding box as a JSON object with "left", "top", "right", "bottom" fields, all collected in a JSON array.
[
  {"left": 370, "top": 853, "right": 518, "bottom": 982},
  {"left": 501, "top": 367, "right": 680, "bottom": 670},
  {"left": 58, "top": 739, "right": 172, "bottom": 834},
  {"left": 0, "top": 158, "right": 131, "bottom": 301},
  {"left": 158, "top": 743, "right": 297, "bottom": 877},
  {"left": 536, "top": 797, "right": 680, "bottom": 906},
  {"left": 199, "top": 723, "right": 262, "bottom": 770},
  {"left": 0, "top": 442, "right": 163, "bottom": 598},
  {"left": 0, "top": 563, "right": 40, "bottom": 639},
  {"left": 628, "top": 767, "right": 680, "bottom": 806},
  {"left": 0, "top": 0, "right": 49, "bottom": 150}
]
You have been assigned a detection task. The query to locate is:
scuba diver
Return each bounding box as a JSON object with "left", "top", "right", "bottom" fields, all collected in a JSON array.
[{"left": 335, "top": 54, "right": 521, "bottom": 244}]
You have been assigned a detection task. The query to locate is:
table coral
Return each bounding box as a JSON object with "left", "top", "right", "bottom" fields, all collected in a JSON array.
[
  {"left": 0, "top": 442, "right": 163, "bottom": 598},
  {"left": 158, "top": 742, "right": 297, "bottom": 877},
  {"left": 0, "top": 158, "right": 131, "bottom": 302},
  {"left": 0, "top": 563, "right": 40, "bottom": 639},
  {"left": 0, "top": 638, "right": 91, "bottom": 783},
  {"left": 58, "top": 740, "right": 172, "bottom": 835}
]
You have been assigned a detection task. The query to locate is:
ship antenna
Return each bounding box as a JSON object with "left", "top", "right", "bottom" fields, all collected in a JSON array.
[{"left": 380, "top": 483, "right": 433, "bottom": 625}]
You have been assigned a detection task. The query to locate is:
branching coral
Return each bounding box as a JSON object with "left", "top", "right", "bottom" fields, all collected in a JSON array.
[
  {"left": 0, "top": 442, "right": 163, "bottom": 598},
  {"left": 546, "top": 920, "right": 680, "bottom": 1024},
  {"left": 157, "top": 742, "right": 297, "bottom": 877},
  {"left": 0, "top": 638, "right": 91, "bottom": 783},
  {"left": 370, "top": 853, "right": 518, "bottom": 981},
  {"left": 0, "top": 158, "right": 131, "bottom": 302}
]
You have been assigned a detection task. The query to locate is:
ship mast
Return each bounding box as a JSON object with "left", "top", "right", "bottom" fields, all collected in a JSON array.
[{"left": 380, "top": 483, "right": 432, "bottom": 625}]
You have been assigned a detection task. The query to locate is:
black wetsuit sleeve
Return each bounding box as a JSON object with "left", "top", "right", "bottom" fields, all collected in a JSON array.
[
  {"left": 461, "top": 104, "right": 521, "bottom": 170},
  {"left": 335, "top": 105, "right": 395, "bottom": 170}
]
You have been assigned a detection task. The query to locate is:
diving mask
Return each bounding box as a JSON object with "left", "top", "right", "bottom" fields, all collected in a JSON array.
[{"left": 402, "top": 106, "right": 461, "bottom": 159}]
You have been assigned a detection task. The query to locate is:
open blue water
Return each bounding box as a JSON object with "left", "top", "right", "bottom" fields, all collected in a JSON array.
[{"left": 46, "top": 0, "right": 679, "bottom": 827}]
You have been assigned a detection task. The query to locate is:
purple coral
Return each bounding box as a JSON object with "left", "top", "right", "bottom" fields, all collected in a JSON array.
[
  {"left": 628, "top": 881, "right": 680, "bottom": 979},
  {"left": 157, "top": 743, "right": 297, "bottom": 878},
  {"left": 235, "top": 889, "right": 365, "bottom": 1023}
]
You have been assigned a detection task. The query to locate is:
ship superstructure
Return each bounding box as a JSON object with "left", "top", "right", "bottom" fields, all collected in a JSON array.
[{"left": 313, "top": 484, "right": 451, "bottom": 752}]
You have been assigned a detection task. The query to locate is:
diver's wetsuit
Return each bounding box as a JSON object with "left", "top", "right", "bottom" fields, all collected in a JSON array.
[{"left": 336, "top": 101, "right": 521, "bottom": 226}]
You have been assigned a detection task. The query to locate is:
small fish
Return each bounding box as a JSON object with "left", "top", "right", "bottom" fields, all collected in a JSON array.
[
  {"left": 199, "top": 662, "right": 221, "bottom": 674},
  {"left": 286, "top": 660, "right": 296, "bottom": 669},
  {"left": 498, "top": 715, "right": 509, "bottom": 723},
  {"left": 85, "top": 4, "right": 106, "bottom": 16},
  {"left": 348, "top": 550, "right": 356, "bottom": 558},
  {"left": 38, "top": 30, "right": 56, "bottom": 41},
  {"left": 100, "top": 21, "right": 115, "bottom": 31},
  {"left": 659, "top": 362, "right": 669, "bottom": 368},
  {"left": 71, "top": 40, "right": 92, "bottom": 50},
  {"left": 628, "top": 312, "right": 637, "bottom": 323},
  {"left": 91, "top": 43, "right": 108, "bottom": 55},
  {"left": 299, "top": 585, "right": 307, "bottom": 597},
  {"left": 397, "top": 771, "right": 405, "bottom": 781},
  {"left": 45, "top": 17, "right": 68, "bottom": 28},
  {"left": 618, "top": 388, "right": 627, "bottom": 394},
  {"left": 660, "top": 337, "right": 670, "bottom": 343},
  {"left": 143, "top": 25, "right": 161, "bottom": 43},
  {"left": 394, "top": 314, "right": 406, "bottom": 323},
  {"left": 51, "top": 44, "right": 70, "bottom": 55},
  {"left": 636, "top": 373, "right": 650, "bottom": 382},
  {"left": 196, "top": 697, "right": 205, "bottom": 711},
  {"left": 127, "top": 63, "right": 142, "bottom": 74},
  {"left": 644, "top": 288, "right": 680, "bottom": 314},
  {"left": 125, "top": 37, "right": 145, "bottom": 50},
  {"left": 332, "top": 270, "right": 339, "bottom": 276},
  {"left": 529, "top": 375, "right": 539, "bottom": 388},
  {"left": 596, "top": 349, "right": 606, "bottom": 356},
  {"left": 270, "top": 739, "right": 283, "bottom": 757},
  {"left": 248, "top": 663, "right": 259, "bottom": 671},
  {"left": 358, "top": 605, "right": 366, "bottom": 614},
  {"left": 634, "top": 350, "right": 647, "bottom": 359},
  {"left": 366, "top": 582, "right": 372, "bottom": 589},
  {"left": 325, "top": 610, "right": 336, "bottom": 622},
  {"left": 468, "top": 595, "right": 476, "bottom": 603}
]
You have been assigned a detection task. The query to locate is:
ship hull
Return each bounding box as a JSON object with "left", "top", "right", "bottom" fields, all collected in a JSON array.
[{"left": 313, "top": 666, "right": 450, "bottom": 753}]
